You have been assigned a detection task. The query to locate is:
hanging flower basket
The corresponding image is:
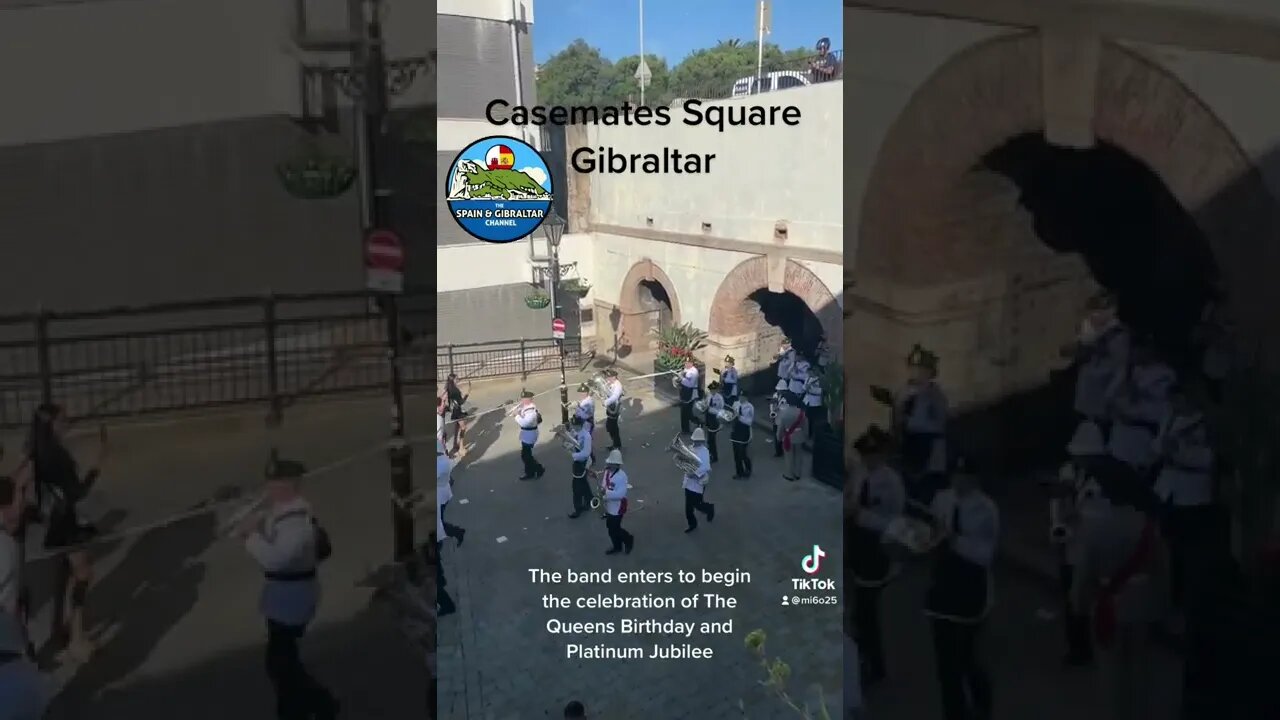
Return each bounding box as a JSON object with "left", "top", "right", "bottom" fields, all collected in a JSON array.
[
  {"left": 560, "top": 278, "right": 592, "bottom": 297},
  {"left": 524, "top": 290, "right": 551, "bottom": 309},
  {"left": 276, "top": 150, "right": 357, "bottom": 200}
]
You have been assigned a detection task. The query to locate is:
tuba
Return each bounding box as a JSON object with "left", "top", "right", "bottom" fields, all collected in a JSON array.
[
  {"left": 693, "top": 396, "right": 708, "bottom": 414},
  {"left": 665, "top": 433, "right": 704, "bottom": 478},
  {"left": 553, "top": 424, "right": 582, "bottom": 453},
  {"left": 717, "top": 404, "right": 738, "bottom": 423},
  {"left": 588, "top": 372, "right": 612, "bottom": 402}
]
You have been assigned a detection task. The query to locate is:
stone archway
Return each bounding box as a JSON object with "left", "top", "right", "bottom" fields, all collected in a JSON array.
[
  {"left": 616, "top": 259, "right": 683, "bottom": 352},
  {"left": 851, "top": 32, "right": 1279, "bottom": 416},
  {"left": 707, "top": 256, "right": 842, "bottom": 381}
]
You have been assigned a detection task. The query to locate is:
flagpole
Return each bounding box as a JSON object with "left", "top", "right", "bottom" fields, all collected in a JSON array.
[
  {"left": 639, "top": 0, "right": 645, "bottom": 105},
  {"left": 755, "top": 0, "right": 765, "bottom": 92}
]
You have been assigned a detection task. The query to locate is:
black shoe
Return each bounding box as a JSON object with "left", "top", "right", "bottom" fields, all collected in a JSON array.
[
  {"left": 518, "top": 475, "right": 534, "bottom": 481},
  {"left": 535, "top": 468, "right": 546, "bottom": 478},
  {"left": 438, "top": 605, "right": 457, "bottom": 617},
  {"left": 569, "top": 511, "right": 583, "bottom": 519},
  {"left": 786, "top": 475, "right": 798, "bottom": 482},
  {"left": 706, "top": 505, "right": 716, "bottom": 522},
  {"left": 606, "top": 547, "right": 623, "bottom": 555},
  {"left": 732, "top": 474, "right": 744, "bottom": 479},
  {"left": 684, "top": 525, "right": 697, "bottom": 533},
  {"left": 624, "top": 537, "right": 635, "bottom": 554}
]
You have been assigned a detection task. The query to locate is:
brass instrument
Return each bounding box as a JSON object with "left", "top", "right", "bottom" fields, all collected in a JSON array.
[
  {"left": 768, "top": 392, "right": 782, "bottom": 419},
  {"left": 693, "top": 397, "right": 708, "bottom": 414},
  {"left": 1047, "top": 464, "right": 1078, "bottom": 544},
  {"left": 504, "top": 401, "right": 524, "bottom": 417},
  {"left": 670, "top": 373, "right": 681, "bottom": 389},
  {"left": 587, "top": 372, "right": 613, "bottom": 402},
  {"left": 222, "top": 492, "right": 270, "bottom": 537},
  {"left": 883, "top": 499, "right": 950, "bottom": 554},
  {"left": 716, "top": 405, "right": 738, "bottom": 423},
  {"left": 553, "top": 424, "right": 582, "bottom": 453},
  {"left": 666, "top": 433, "right": 706, "bottom": 481}
]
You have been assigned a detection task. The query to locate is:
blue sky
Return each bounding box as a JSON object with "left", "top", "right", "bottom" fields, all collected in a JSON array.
[
  {"left": 533, "top": 0, "right": 844, "bottom": 64},
  {"left": 456, "top": 139, "right": 551, "bottom": 191}
]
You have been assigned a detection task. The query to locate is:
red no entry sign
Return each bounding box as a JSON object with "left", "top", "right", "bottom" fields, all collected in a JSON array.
[
  {"left": 365, "top": 229, "right": 403, "bottom": 293},
  {"left": 552, "top": 318, "right": 565, "bottom": 339}
]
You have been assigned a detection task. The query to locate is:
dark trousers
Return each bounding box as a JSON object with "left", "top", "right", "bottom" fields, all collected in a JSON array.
[
  {"left": 679, "top": 388, "right": 695, "bottom": 433},
  {"left": 605, "top": 415, "right": 622, "bottom": 449},
  {"left": 605, "top": 514, "right": 633, "bottom": 550},
  {"left": 931, "top": 619, "right": 992, "bottom": 720},
  {"left": 705, "top": 426, "right": 719, "bottom": 462},
  {"left": 1164, "top": 504, "right": 1213, "bottom": 611},
  {"left": 772, "top": 421, "right": 784, "bottom": 456},
  {"left": 520, "top": 442, "right": 544, "bottom": 477},
  {"left": 854, "top": 585, "right": 885, "bottom": 680},
  {"left": 436, "top": 555, "right": 456, "bottom": 614},
  {"left": 440, "top": 500, "right": 464, "bottom": 541},
  {"left": 804, "top": 405, "right": 826, "bottom": 439},
  {"left": 266, "top": 620, "right": 336, "bottom": 720},
  {"left": 684, "top": 488, "right": 714, "bottom": 529},
  {"left": 731, "top": 440, "right": 753, "bottom": 477},
  {"left": 1059, "top": 563, "right": 1092, "bottom": 660},
  {"left": 571, "top": 464, "right": 593, "bottom": 512}
]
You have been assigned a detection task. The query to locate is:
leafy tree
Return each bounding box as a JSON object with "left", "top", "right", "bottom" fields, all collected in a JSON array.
[
  {"left": 668, "top": 41, "right": 806, "bottom": 100},
  {"left": 607, "top": 53, "right": 671, "bottom": 105},
  {"left": 535, "top": 39, "right": 615, "bottom": 107}
]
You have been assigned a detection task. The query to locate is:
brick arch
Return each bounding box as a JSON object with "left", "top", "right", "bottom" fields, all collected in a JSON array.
[
  {"left": 707, "top": 256, "right": 842, "bottom": 349},
  {"left": 616, "top": 259, "right": 682, "bottom": 346},
  {"left": 855, "top": 33, "right": 1271, "bottom": 294}
]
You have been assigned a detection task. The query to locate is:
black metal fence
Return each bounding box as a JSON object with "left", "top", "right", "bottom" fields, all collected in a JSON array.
[
  {"left": 436, "top": 337, "right": 584, "bottom": 383},
  {"left": 0, "top": 290, "right": 436, "bottom": 429}
]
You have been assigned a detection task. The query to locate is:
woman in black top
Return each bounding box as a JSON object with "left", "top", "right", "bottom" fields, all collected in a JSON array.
[
  {"left": 27, "top": 403, "right": 106, "bottom": 662},
  {"left": 442, "top": 374, "right": 469, "bottom": 456}
]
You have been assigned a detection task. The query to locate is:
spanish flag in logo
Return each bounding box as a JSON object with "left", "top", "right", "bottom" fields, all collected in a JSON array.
[{"left": 485, "top": 144, "right": 516, "bottom": 170}]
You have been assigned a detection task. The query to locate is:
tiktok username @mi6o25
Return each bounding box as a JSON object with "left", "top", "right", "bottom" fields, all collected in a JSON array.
[{"left": 484, "top": 99, "right": 803, "bottom": 175}]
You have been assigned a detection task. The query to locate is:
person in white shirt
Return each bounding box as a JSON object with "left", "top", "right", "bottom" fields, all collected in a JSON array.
[
  {"left": 677, "top": 360, "right": 700, "bottom": 435},
  {"left": 897, "top": 345, "right": 949, "bottom": 502},
  {"left": 599, "top": 450, "right": 634, "bottom": 555},
  {"left": 925, "top": 454, "right": 997, "bottom": 720},
  {"left": 436, "top": 439, "right": 466, "bottom": 547},
  {"left": 717, "top": 355, "right": 739, "bottom": 401},
  {"left": 1108, "top": 338, "right": 1175, "bottom": 478},
  {"left": 567, "top": 416, "right": 595, "bottom": 519},
  {"left": 848, "top": 426, "right": 905, "bottom": 686},
  {"left": 702, "top": 381, "right": 727, "bottom": 464},
  {"left": 573, "top": 383, "right": 596, "bottom": 435},
  {"left": 513, "top": 391, "right": 545, "bottom": 480},
  {"left": 1056, "top": 438, "right": 1108, "bottom": 666},
  {"left": 235, "top": 456, "right": 338, "bottom": 720},
  {"left": 773, "top": 343, "right": 796, "bottom": 458},
  {"left": 682, "top": 428, "right": 715, "bottom": 532},
  {"left": 1068, "top": 291, "right": 1131, "bottom": 435},
  {"left": 603, "top": 370, "right": 625, "bottom": 450},
  {"left": 775, "top": 392, "right": 807, "bottom": 482},
  {"left": 1151, "top": 381, "right": 1214, "bottom": 619},
  {"left": 730, "top": 396, "right": 756, "bottom": 479},
  {"left": 803, "top": 372, "right": 827, "bottom": 440},
  {"left": 788, "top": 356, "right": 810, "bottom": 398}
]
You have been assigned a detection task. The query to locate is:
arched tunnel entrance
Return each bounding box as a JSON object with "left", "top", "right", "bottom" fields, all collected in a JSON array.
[
  {"left": 637, "top": 278, "right": 674, "bottom": 340},
  {"left": 742, "top": 289, "right": 827, "bottom": 396}
]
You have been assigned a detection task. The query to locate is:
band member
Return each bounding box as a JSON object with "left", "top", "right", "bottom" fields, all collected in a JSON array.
[
  {"left": 803, "top": 371, "right": 827, "bottom": 440},
  {"left": 236, "top": 457, "right": 338, "bottom": 720},
  {"left": 573, "top": 383, "right": 597, "bottom": 464},
  {"left": 730, "top": 395, "right": 756, "bottom": 479},
  {"left": 568, "top": 416, "right": 594, "bottom": 519},
  {"left": 1152, "top": 381, "right": 1213, "bottom": 622},
  {"left": 1055, "top": 454, "right": 1105, "bottom": 666},
  {"left": 442, "top": 373, "right": 469, "bottom": 456},
  {"left": 600, "top": 450, "right": 634, "bottom": 555},
  {"left": 719, "top": 355, "right": 739, "bottom": 401},
  {"left": 1107, "top": 337, "right": 1175, "bottom": 480},
  {"left": 1071, "top": 466, "right": 1168, "bottom": 720},
  {"left": 682, "top": 428, "right": 715, "bottom": 532},
  {"left": 1069, "top": 291, "right": 1131, "bottom": 438},
  {"left": 776, "top": 392, "right": 807, "bottom": 482},
  {"left": 514, "top": 391, "right": 545, "bottom": 480},
  {"left": 604, "top": 369, "right": 624, "bottom": 450},
  {"left": 678, "top": 360, "right": 700, "bottom": 435},
  {"left": 849, "top": 426, "right": 905, "bottom": 686},
  {"left": 436, "top": 438, "right": 466, "bottom": 546},
  {"left": 431, "top": 528, "right": 456, "bottom": 618},
  {"left": 773, "top": 342, "right": 796, "bottom": 457},
  {"left": 898, "top": 346, "right": 948, "bottom": 502},
  {"left": 925, "top": 455, "right": 997, "bottom": 720},
  {"left": 703, "top": 381, "right": 726, "bottom": 464},
  {"left": 28, "top": 404, "right": 106, "bottom": 661},
  {"left": 788, "top": 354, "right": 810, "bottom": 397}
]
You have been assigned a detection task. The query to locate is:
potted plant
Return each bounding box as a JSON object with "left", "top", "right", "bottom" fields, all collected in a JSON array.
[
  {"left": 740, "top": 629, "right": 832, "bottom": 719},
  {"left": 560, "top": 277, "right": 592, "bottom": 297},
  {"left": 524, "top": 289, "right": 551, "bottom": 310},
  {"left": 276, "top": 142, "right": 357, "bottom": 200},
  {"left": 652, "top": 322, "right": 707, "bottom": 402}
]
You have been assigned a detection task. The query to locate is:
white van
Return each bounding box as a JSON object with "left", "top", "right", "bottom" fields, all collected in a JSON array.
[{"left": 730, "top": 71, "right": 812, "bottom": 98}]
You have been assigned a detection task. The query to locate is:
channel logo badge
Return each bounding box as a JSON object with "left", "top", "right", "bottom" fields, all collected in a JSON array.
[{"left": 801, "top": 545, "right": 826, "bottom": 575}]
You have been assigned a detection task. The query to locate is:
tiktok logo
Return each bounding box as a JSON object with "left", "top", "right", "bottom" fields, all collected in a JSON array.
[{"left": 800, "top": 545, "right": 826, "bottom": 575}]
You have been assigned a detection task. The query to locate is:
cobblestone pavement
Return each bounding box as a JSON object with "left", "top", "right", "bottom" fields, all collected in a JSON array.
[
  {"left": 863, "top": 559, "right": 1183, "bottom": 720},
  {"left": 436, "top": 373, "right": 844, "bottom": 720}
]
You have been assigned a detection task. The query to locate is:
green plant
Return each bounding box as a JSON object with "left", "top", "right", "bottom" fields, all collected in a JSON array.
[
  {"left": 275, "top": 143, "right": 356, "bottom": 200},
  {"left": 740, "top": 630, "right": 832, "bottom": 719},
  {"left": 652, "top": 322, "right": 707, "bottom": 371},
  {"left": 524, "top": 289, "right": 551, "bottom": 309},
  {"left": 560, "top": 277, "right": 592, "bottom": 296}
]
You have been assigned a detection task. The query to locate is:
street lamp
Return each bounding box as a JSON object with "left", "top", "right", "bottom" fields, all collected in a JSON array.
[{"left": 543, "top": 210, "right": 570, "bottom": 425}]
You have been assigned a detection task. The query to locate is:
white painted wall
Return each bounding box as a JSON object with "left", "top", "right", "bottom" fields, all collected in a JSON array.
[
  {"left": 438, "top": 119, "right": 540, "bottom": 151},
  {"left": 591, "top": 232, "right": 841, "bottom": 331},
  {"left": 438, "top": 0, "right": 534, "bottom": 23},
  {"left": 0, "top": 0, "right": 429, "bottom": 147},
  {"left": 436, "top": 232, "right": 594, "bottom": 293},
  {"left": 586, "top": 81, "right": 843, "bottom": 254}
]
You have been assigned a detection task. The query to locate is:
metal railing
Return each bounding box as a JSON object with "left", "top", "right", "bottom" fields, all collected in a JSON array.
[
  {"left": 624, "top": 49, "right": 844, "bottom": 105},
  {"left": 0, "top": 290, "right": 436, "bottom": 429},
  {"left": 437, "top": 337, "right": 584, "bottom": 383}
]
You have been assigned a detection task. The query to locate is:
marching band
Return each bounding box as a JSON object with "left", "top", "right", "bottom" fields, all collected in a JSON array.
[
  {"left": 896, "top": 346, "right": 949, "bottom": 502},
  {"left": 848, "top": 426, "right": 904, "bottom": 687},
  {"left": 702, "top": 381, "right": 726, "bottom": 464},
  {"left": 729, "top": 395, "right": 755, "bottom": 479},
  {"left": 514, "top": 391, "right": 546, "bottom": 480},
  {"left": 775, "top": 392, "right": 806, "bottom": 483},
  {"left": 678, "top": 428, "right": 715, "bottom": 532},
  {"left": 604, "top": 369, "right": 625, "bottom": 450},
  {"left": 677, "top": 359, "right": 700, "bottom": 434},
  {"left": 567, "top": 416, "right": 595, "bottom": 519},
  {"left": 599, "top": 450, "right": 635, "bottom": 555}
]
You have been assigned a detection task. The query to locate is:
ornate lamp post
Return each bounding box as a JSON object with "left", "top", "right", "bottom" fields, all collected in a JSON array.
[{"left": 542, "top": 210, "right": 570, "bottom": 425}]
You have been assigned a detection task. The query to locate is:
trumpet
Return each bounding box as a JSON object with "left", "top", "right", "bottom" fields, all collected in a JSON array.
[
  {"left": 553, "top": 424, "right": 582, "bottom": 453},
  {"left": 768, "top": 392, "right": 781, "bottom": 419},
  {"left": 222, "top": 492, "right": 270, "bottom": 537},
  {"left": 504, "top": 401, "right": 524, "bottom": 417}
]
